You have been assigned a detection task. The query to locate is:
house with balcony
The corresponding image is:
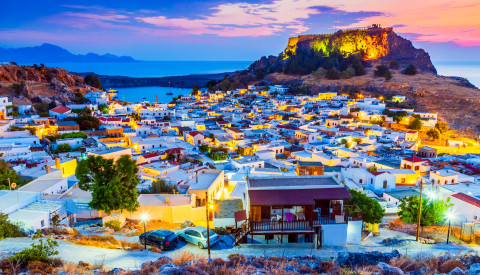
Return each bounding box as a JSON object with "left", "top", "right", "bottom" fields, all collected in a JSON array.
[{"left": 233, "top": 176, "right": 362, "bottom": 247}]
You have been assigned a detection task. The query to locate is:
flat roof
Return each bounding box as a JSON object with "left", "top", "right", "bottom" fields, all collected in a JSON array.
[
  {"left": 138, "top": 194, "right": 191, "bottom": 207},
  {"left": 19, "top": 178, "right": 65, "bottom": 192},
  {"left": 249, "top": 176, "right": 339, "bottom": 189},
  {"left": 188, "top": 172, "right": 221, "bottom": 190}
]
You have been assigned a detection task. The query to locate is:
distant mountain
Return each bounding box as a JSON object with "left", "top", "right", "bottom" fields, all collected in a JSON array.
[{"left": 0, "top": 43, "right": 136, "bottom": 63}]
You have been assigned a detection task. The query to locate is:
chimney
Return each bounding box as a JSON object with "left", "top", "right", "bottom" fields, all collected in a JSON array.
[
  {"left": 45, "top": 165, "right": 51, "bottom": 173},
  {"left": 55, "top": 158, "right": 60, "bottom": 169},
  {"left": 196, "top": 171, "right": 198, "bottom": 183},
  {"left": 166, "top": 197, "right": 170, "bottom": 205}
]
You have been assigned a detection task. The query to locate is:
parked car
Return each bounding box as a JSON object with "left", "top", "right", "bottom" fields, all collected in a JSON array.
[
  {"left": 139, "top": 229, "right": 179, "bottom": 250},
  {"left": 177, "top": 226, "right": 219, "bottom": 249}
]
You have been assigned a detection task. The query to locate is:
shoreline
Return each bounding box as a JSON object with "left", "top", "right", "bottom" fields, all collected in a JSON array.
[{"left": 74, "top": 71, "right": 239, "bottom": 89}]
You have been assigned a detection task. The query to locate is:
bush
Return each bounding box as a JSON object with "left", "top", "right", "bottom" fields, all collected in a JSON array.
[
  {"left": 212, "top": 227, "right": 228, "bottom": 235},
  {"left": 326, "top": 68, "right": 341, "bottom": 80},
  {"left": 9, "top": 232, "right": 59, "bottom": 265},
  {"left": 374, "top": 65, "right": 391, "bottom": 77},
  {"left": 0, "top": 213, "right": 25, "bottom": 239},
  {"left": 104, "top": 220, "right": 122, "bottom": 232},
  {"left": 404, "top": 64, "right": 417, "bottom": 75},
  {"left": 389, "top": 60, "right": 399, "bottom": 69}
]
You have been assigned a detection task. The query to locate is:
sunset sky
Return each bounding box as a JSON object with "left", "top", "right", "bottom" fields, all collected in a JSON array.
[{"left": 1, "top": 0, "right": 479, "bottom": 62}]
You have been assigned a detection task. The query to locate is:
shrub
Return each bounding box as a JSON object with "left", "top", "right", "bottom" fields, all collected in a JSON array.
[
  {"left": 0, "top": 213, "right": 25, "bottom": 239},
  {"left": 374, "top": 65, "right": 391, "bottom": 77},
  {"left": 212, "top": 227, "right": 228, "bottom": 235},
  {"left": 104, "top": 220, "right": 122, "bottom": 232},
  {"left": 9, "top": 232, "right": 59, "bottom": 265},
  {"left": 404, "top": 64, "right": 417, "bottom": 75},
  {"left": 326, "top": 68, "right": 341, "bottom": 80},
  {"left": 27, "top": 261, "right": 54, "bottom": 275},
  {"left": 389, "top": 60, "right": 400, "bottom": 69},
  {"left": 439, "top": 259, "right": 466, "bottom": 273},
  {"left": 172, "top": 251, "right": 207, "bottom": 266}
]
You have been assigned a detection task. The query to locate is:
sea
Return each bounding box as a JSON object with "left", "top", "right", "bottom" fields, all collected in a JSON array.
[{"left": 41, "top": 61, "right": 480, "bottom": 103}]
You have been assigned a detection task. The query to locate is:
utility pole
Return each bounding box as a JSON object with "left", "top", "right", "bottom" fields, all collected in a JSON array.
[
  {"left": 205, "top": 191, "right": 211, "bottom": 259},
  {"left": 416, "top": 182, "right": 423, "bottom": 242}
]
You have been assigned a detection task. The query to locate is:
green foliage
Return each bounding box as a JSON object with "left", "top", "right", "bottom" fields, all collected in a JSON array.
[
  {"left": 367, "top": 166, "right": 378, "bottom": 172},
  {"left": 98, "top": 104, "right": 109, "bottom": 114},
  {"left": 340, "top": 139, "right": 348, "bottom": 145},
  {"left": 347, "top": 189, "right": 384, "bottom": 224},
  {"left": 427, "top": 128, "right": 440, "bottom": 141},
  {"left": 73, "top": 93, "right": 89, "bottom": 104},
  {"left": 326, "top": 69, "right": 341, "bottom": 80},
  {"left": 220, "top": 79, "right": 238, "bottom": 92},
  {"left": 71, "top": 108, "right": 92, "bottom": 115},
  {"left": 385, "top": 70, "right": 392, "bottom": 81},
  {"left": 435, "top": 122, "right": 449, "bottom": 134},
  {"left": 404, "top": 64, "right": 417, "bottom": 75},
  {"left": 52, "top": 143, "right": 72, "bottom": 154},
  {"left": 198, "top": 144, "right": 228, "bottom": 161},
  {"left": 9, "top": 232, "right": 59, "bottom": 264},
  {"left": 45, "top": 132, "right": 87, "bottom": 142},
  {"left": 6, "top": 105, "right": 20, "bottom": 117},
  {"left": 129, "top": 112, "right": 140, "bottom": 122},
  {"left": 65, "top": 115, "right": 100, "bottom": 130},
  {"left": 192, "top": 85, "right": 200, "bottom": 96},
  {"left": 162, "top": 115, "right": 171, "bottom": 121},
  {"left": 34, "top": 103, "right": 49, "bottom": 114},
  {"left": 389, "top": 60, "right": 400, "bottom": 69},
  {"left": 0, "top": 213, "right": 25, "bottom": 239},
  {"left": 9, "top": 82, "right": 25, "bottom": 95},
  {"left": 398, "top": 195, "right": 453, "bottom": 227},
  {"left": 205, "top": 80, "right": 218, "bottom": 91},
  {"left": 50, "top": 213, "right": 60, "bottom": 228},
  {"left": 212, "top": 227, "right": 228, "bottom": 235},
  {"left": 0, "top": 160, "right": 28, "bottom": 190},
  {"left": 408, "top": 117, "right": 422, "bottom": 130},
  {"left": 386, "top": 101, "right": 415, "bottom": 109},
  {"left": 374, "top": 65, "right": 391, "bottom": 78},
  {"left": 382, "top": 109, "right": 408, "bottom": 118},
  {"left": 104, "top": 220, "right": 122, "bottom": 232},
  {"left": 140, "top": 179, "right": 178, "bottom": 194},
  {"left": 76, "top": 155, "right": 140, "bottom": 214},
  {"left": 84, "top": 75, "right": 102, "bottom": 89}
]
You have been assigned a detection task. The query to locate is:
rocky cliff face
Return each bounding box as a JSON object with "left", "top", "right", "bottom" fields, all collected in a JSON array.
[
  {"left": 249, "top": 26, "right": 436, "bottom": 74},
  {"left": 0, "top": 65, "right": 97, "bottom": 105}
]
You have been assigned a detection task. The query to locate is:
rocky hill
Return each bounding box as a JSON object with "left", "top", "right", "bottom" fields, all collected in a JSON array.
[
  {"left": 218, "top": 26, "right": 480, "bottom": 136},
  {"left": 249, "top": 26, "right": 436, "bottom": 75},
  {"left": 0, "top": 64, "right": 99, "bottom": 105}
]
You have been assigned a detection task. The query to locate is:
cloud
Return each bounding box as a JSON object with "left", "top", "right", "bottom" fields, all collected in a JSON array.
[{"left": 28, "top": 0, "right": 480, "bottom": 46}]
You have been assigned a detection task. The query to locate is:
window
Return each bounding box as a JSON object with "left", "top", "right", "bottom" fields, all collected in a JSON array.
[
  {"left": 383, "top": 180, "right": 387, "bottom": 189},
  {"left": 371, "top": 179, "right": 373, "bottom": 184},
  {"left": 41, "top": 220, "right": 44, "bottom": 227},
  {"left": 359, "top": 179, "right": 363, "bottom": 184}
]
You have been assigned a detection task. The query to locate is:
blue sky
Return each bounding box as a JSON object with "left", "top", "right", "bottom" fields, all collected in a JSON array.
[{"left": 1, "top": 0, "right": 479, "bottom": 62}]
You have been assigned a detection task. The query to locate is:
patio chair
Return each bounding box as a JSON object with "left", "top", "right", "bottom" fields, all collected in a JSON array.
[{"left": 295, "top": 211, "right": 306, "bottom": 221}]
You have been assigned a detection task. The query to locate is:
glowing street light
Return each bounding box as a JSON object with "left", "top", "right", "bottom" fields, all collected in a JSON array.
[
  {"left": 446, "top": 211, "right": 455, "bottom": 244},
  {"left": 141, "top": 213, "right": 148, "bottom": 250}
]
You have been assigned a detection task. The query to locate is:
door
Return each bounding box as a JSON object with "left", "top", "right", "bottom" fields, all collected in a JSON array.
[
  {"left": 261, "top": 206, "right": 271, "bottom": 220},
  {"left": 251, "top": 206, "right": 262, "bottom": 222}
]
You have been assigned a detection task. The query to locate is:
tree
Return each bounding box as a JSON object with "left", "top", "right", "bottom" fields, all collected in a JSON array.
[
  {"left": 403, "top": 64, "right": 417, "bottom": 75},
  {"left": 393, "top": 116, "right": 402, "bottom": 123},
  {"left": 326, "top": 69, "right": 341, "bottom": 80},
  {"left": 50, "top": 213, "right": 60, "bottom": 228},
  {"left": 141, "top": 179, "right": 177, "bottom": 194},
  {"left": 73, "top": 93, "right": 89, "bottom": 104},
  {"left": 389, "top": 60, "right": 399, "bottom": 69},
  {"left": 398, "top": 195, "right": 452, "bottom": 229},
  {"left": 374, "top": 65, "right": 391, "bottom": 77},
  {"left": 84, "top": 75, "right": 102, "bottom": 89},
  {"left": 427, "top": 128, "right": 440, "bottom": 141},
  {"left": 384, "top": 70, "right": 392, "bottom": 81},
  {"left": 0, "top": 213, "right": 25, "bottom": 239},
  {"left": 435, "top": 122, "right": 449, "bottom": 134},
  {"left": 0, "top": 160, "right": 27, "bottom": 190},
  {"left": 205, "top": 80, "right": 217, "bottom": 91},
  {"left": 368, "top": 166, "right": 378, "bottom": 172},
  {"left": 66, "top": 115, "right": 100, "bottom": 130},
  {"left": 192, "top": 85, "right": 200, "bottom": 96},
  {"left": 98, "top": 104, "right": 109, "bottom": 114},
  {"left": 408, "top": 117, "right": 422, "bottom": 130},
  {"left": 76, "top": 155, "right": 140, "bottom": 214},
  {"left": 129, "top": 112, "right": 140, "bottom": 122},
  {"left": 347, "top": 189, "right": 384, "bottom": 224}
]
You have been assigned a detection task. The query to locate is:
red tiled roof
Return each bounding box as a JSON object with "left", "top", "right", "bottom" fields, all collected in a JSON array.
[
  {"left": 370, "top": 171, "right": 388, "bottom": 176},
  {"left": 188, "top": 131, "right": 203, "bottom": 137},
  {"left": 165, "top": 148, "right": 185, "bottom": 154},
  {"left": 452, "top": 193, "right": 480, "bottom": 208},
  {"left": 143, "top": 152, "right": 160, "bottom": 159},
  {"left": 50, "top": 106, "right": 71, "bottom": 114},
  {"left": 403, "top": 156, "right": 427, "bottom": 163},
  {"left": 277, "top": 125, "right": 299, "bottom": 130},
  {"left": 407, "top": 131, "right": 418, "bottom": 134}
]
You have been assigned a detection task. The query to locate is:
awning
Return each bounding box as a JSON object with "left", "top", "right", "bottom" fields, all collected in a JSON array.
[{"left": 248, "top": 188, "right": 351, "bottom": 206}]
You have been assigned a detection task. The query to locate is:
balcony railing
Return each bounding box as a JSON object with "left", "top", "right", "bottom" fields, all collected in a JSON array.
[{"left": 251, "top": 220, "right": 312, "bottom": 232}]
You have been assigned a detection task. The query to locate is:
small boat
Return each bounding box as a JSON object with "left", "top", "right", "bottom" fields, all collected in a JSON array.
[{"left": 166, "top": 92, "right": 173, "bottom": 95}]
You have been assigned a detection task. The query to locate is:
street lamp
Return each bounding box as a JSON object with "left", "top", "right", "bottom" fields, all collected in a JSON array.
[
  {"left": 446, "top": 211, "right": 455, "bottom": 244},
  {"left": 205, "top": 191, "right": 214, "bottom": 259},
  {"left": 141, "top": 213, "right": 148, "bottom": 250}
]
